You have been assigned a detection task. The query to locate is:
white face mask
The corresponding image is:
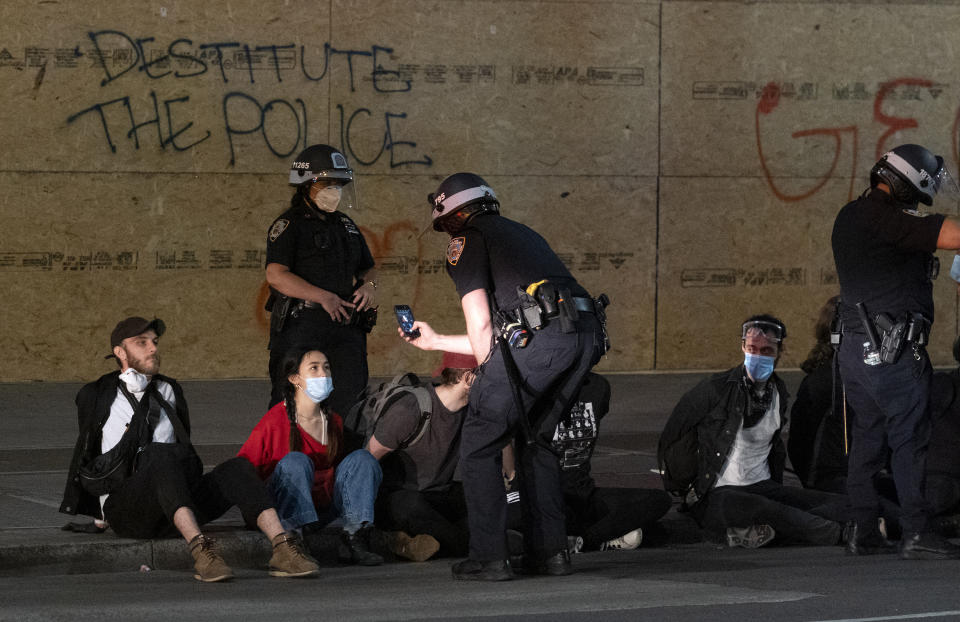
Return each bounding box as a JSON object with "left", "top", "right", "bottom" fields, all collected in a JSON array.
[
  {"left": 303, "top": 376, "right": 334, "bottom": 403},
  {"left": 119, "top": 367, "right": 150, "bottom": 393},
  {"left": 312, "top": 186, "right": 341, "bottom": 213}
]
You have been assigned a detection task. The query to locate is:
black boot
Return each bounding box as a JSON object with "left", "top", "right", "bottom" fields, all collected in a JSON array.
[
  {"left": 845, "top": 522, "right": 896, "bottom": 556},
  {"left": 451, "top": 558, "right": 513, "bottom": 581},
  {"left": 338, "top": 525, "right": 383, "bottom": 566},
  {"left": 522, "top": 549, "right": 573, "bottom": 576},
  {"left": 899, "top": 531, "right": 960, "bottom": 560}
]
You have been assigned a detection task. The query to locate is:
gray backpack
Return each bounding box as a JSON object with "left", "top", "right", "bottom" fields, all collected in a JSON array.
[{"left": 344, "top": 373, "right": 433, "bottom": 451}]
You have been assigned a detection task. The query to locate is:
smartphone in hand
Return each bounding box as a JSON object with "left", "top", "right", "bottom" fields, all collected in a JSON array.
[{"left": 394, "top": 304, "right": 420, "bottom": 338}]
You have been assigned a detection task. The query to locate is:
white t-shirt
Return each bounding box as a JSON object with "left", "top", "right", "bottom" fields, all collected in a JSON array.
[
  {"left": 99, "top": 379, "right": 177, "bottom": 508},
  {"left": 715, "top": 388, "right": 780, "bottom": 488}
]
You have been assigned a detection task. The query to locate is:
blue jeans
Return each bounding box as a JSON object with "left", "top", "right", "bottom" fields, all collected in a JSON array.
[{"left": 267, "top": 449, "right": 382, "bottom": 533}]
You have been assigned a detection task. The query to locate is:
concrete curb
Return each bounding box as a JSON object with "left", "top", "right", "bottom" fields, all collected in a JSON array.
[{"left": 0, "top": 510, "right": 705, "bottom": 577}]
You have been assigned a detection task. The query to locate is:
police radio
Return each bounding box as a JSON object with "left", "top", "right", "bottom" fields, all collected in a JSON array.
[{"left": 495, "top": 310, "right": 530, "bottom": 349}]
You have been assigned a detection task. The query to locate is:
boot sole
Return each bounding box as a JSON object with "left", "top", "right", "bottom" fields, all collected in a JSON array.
[
  {"left": 269, "top": 568, "right": 320, "bottom": 578},
  {"left": 845, "top": 546, "right": 897, "bottom": 556},
  {"left": 452, "top": 570, "right": 513, "bottom": 581},
  {"left": 194, "top": 573, "right": 234, "bottom": 582}
]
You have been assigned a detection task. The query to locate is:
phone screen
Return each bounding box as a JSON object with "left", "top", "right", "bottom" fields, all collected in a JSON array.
[{"left": 394, "top": 305, "right": 419, "bottom": 337}]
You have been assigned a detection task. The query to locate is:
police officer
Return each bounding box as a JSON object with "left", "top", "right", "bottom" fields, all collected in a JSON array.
[
  {"left": 265, "top": 145, "right": 379, "bottom": 415},
  {"left": 399, "top": 173, "right": 605, "bottom": 580},
  {"left": 832, "top": 144, "right": 960, "bottom": 559}
]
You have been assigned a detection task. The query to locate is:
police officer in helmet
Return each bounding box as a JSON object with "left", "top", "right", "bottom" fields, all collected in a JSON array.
[
  {"left": 832, "top": 143, "right": 960, "bottom": 559},
  {"left": 399, "top": 172, "right": 605, "bottom": 580},
  {"left": 265, "top": 144, "right": 379, "bottom": 414}
]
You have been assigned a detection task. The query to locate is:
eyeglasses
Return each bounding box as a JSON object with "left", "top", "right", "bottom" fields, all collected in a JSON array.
[{"left": 741, "top": 320, "right": 785, "bottom": 343}]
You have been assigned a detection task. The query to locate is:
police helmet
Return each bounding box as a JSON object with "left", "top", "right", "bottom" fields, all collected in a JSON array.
[
  {"left": 289, "top": 144, "right": 353, "bottom": 186},
  {"left": 428, "top": 173, "right": 499, "bottom": 232},
  {"left": 870, "top": 144, "right": 946, "bottom": 206}
]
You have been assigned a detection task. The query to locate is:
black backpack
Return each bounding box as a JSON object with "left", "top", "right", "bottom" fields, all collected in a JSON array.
[{"left": 343, "top": 373, "right": 434, "bottom": 452}]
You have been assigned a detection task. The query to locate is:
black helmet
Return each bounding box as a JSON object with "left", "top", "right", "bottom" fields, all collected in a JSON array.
[
  {"left": 870, "top": 144, "right": 945, "bottom": 206},
  {"left": 428, "top": 173, "right": 499, "bottom": 232},
  {"left": 289, "top": 144, "right": 353, "bottom": 186}
]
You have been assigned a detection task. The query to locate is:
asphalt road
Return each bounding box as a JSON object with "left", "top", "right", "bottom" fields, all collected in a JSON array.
[{"left": 3, "top": 544, "right": 960, "bottom": 622}]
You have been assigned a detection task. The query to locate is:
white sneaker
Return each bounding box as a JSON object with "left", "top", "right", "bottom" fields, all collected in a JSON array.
[
  {"left": 567, "top": 535, "right": 584, "bottom": 554},
  {"left": 600, "top": 528, "right": 643, "bottom": 551},
  {"left": 726, "top": 524, "right": 776, "bottom": 549}
]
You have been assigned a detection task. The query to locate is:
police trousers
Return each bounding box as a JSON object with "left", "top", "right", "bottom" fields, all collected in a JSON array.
[
  {"left": 839, "top": 334, "right": 933, "bottom": 533},
  {"left": 460, "top": 314, "right": 600, "bottom": 562}
]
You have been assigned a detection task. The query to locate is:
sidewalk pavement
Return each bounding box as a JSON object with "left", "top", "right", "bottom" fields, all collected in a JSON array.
[{"left": 0, "top": 371, "right": 807, "bottom": 577}]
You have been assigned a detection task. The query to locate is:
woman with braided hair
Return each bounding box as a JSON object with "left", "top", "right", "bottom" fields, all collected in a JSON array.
[{"left": 239, "top": 346, "right": 383, "bottom": 565}]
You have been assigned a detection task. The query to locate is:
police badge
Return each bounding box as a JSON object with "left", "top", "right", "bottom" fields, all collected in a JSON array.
[
  {"left": 447, "top": 237, "right": 465, "bottom": 265},
  {"left": 269, "top": 219, "right": 290, "bottom": 242}
]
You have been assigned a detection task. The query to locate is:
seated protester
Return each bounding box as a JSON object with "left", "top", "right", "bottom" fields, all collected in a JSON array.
[
  {"left": 367, "top": 352, "right": 478, "bottom": 561},
  {"left": 658, "top": 314, "right": 848, "bottom": 548},
  {"left": 506, "top": 373, "right": 673, "bottom": 552},
  {"left": 920, "top": 336, "right": 960, "bottom": 527},
  {"left": 788, "top": 296, "right": 850, "bottom": 494},
  {"left": 60, "top": 317, "right": 318, "bottom": 582},
  {"left": 238, "top": 346, "right": 384, "bottom": 566}
]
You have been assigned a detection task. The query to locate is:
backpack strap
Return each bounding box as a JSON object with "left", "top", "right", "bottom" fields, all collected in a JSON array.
[{"left": 147, "top": 384, "right": 191, "bottom": 444}]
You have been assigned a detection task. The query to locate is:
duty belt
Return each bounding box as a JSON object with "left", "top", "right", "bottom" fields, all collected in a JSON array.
[{"left": 572, "top": 297, "right": 595, "bottom": 313}]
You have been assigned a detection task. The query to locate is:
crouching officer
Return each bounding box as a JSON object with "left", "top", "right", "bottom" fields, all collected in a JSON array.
[
  {"left": 265, "top": 144, "right": 379, "bottom": 415},
  {"left": 399, "top": 173, "right": 609, "bottom": 581},
  {"left": 832, "top": 144, "right": 960, "bottom": 559}
]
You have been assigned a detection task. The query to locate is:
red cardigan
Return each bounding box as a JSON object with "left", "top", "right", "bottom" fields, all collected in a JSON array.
[{"left": 238, "top": 402, "right": 343, "bottom": 509}]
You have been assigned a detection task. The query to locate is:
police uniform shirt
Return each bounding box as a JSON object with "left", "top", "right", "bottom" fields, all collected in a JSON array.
[
  {"left": 444, "top": 213, "right": 586, "bottom": 308},
  {"left": 267, "top": 201, "right": 375, "bottom": 300},
  {"left": 831, "top": 188, "right": 945, "bottom": 329}
]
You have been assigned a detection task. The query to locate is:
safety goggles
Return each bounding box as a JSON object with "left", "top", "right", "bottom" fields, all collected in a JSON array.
[{"left": 741, "top": 320, "right": 785, "bottom": 343}]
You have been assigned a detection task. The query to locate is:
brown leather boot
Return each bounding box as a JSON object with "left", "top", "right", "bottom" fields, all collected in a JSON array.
[
  {"left": 387, "top": 531, "right": 440, "bottom": 562},
  {"left": 269, "top": 531, "right": 320, "bottom": 578},
  {"left": 189, "top": 534, "right": 234, "bottom": 583}
]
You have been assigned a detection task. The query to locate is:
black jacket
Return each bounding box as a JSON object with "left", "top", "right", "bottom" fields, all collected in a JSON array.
[
  {"left": 59, "top": 371, "right": 191, "bottom": 518},
  {"left": 658, "top": 366, "right": 789, "bottom": 503},
  {"left": 788, "top": 360, "right": 849, "bottom": 490}
]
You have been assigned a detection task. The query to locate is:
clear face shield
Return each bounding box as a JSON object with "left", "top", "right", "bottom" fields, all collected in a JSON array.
[
  {"left": 932, "top": 163, "right": 960, "bottom": 209},
  {"left": 741, "top": 320, "right": 784, "bottom": 344},
  {"left": 304, "top": 177, "right": 360, "bottom": 213}
]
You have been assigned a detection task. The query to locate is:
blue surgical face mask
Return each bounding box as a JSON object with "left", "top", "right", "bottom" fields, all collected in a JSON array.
[
  {"left": 303, "top": 376, "right": 333, "bottom": 403},
  {"left": 744, "top": 353, "right": 775, "bottom": 382}
]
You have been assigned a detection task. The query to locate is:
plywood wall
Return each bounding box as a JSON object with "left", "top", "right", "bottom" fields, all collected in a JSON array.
[{"left": 1, "top": 0, "right": 958, "bottom": 381}]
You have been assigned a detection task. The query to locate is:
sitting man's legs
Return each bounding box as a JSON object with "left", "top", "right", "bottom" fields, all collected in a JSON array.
[
  {"left": 700, "top": 483, "right": 842, "bottom": 546},
  {"left": 106, "top": 449, "right": 318, "bottom": 581},
  {"left": 578, "top": 487, "right": 673, "bottom": 551},
  {"left": 378, "top": 485, "right": 469, "bottom": 558}
]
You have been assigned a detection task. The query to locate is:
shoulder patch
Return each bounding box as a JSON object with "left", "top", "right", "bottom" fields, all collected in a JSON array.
[
  {"left": 269, "top": 219, "right": 290, "bottom": 242},
  {"left": 447, "top": 237, "right": 466, "bottom": 265},
  {"left": 902, "top": 208, "right": 931, "bottom": 218}
]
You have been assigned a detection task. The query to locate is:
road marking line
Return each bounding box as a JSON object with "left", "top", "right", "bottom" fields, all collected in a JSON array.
[
  {"left": 811, "top": 611, "right": 960, "bottom": 622},
  {"left": 5, "top": 494, "right": 61, "bottom": 509}
]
